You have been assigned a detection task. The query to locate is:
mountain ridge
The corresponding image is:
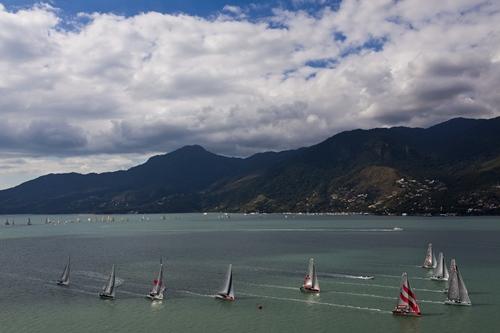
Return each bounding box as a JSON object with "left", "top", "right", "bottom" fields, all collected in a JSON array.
[{"left": 1, "top": 116, "right": 499, "bottom": 215}]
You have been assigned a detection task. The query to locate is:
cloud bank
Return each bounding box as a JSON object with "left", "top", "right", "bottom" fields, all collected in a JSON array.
[{"left": 0, "top": 0, "right": 499, "bottom": 188}]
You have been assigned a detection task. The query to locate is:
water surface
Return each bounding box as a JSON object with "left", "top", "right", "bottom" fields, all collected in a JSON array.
[{"left": 0, "top": 214, "right": 498, "bottom": 332}]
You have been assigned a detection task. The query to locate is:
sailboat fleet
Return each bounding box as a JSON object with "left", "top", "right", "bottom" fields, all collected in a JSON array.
[
  {"left": 50, "top": 241, "right": 471, "bottom": 315},
  {"left": 389, "top": 244, "right": 472, "bottom": 316}
]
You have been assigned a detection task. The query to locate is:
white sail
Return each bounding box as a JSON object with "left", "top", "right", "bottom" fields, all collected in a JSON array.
[
  {"left": 150, "top": 260, "right": 164, "bottom": 296},
  {"left": 457, "top": 265, "right": 471, "bottom": 304},
  {"left": 423, "top": 243, "right": 433, "bottom": 267},
  {"left": 219, "top": 264, "right": 233, "bottom": 296},
  {"left": 447, "top": 259, "right": 460, "bottom": 300},
  {"left": 443, "top": 261, "right": 449, "bottom": 280},
  {"left": 311, "top": 261, "right": 320, "bottom": 290},
  {"left": 305, "top": 258, "right": 314, "bottom": 288},
  {"left": 431, "top": 252, "right": 448, "bottom": 280},
  {"left": 433, "top": 252, "right": 444, "bottom": 276},
  {"left": 58, "top": 256, "right": 70, "bottom": 285},
  {"left": 432, "top": 252, "right": 437, "bottom": 268},
  {"left": 102, "top": 265, "right": 116, "bottom": 296},
  {"left": 446, "top": 260, "right": 471, "bottom": 305}
]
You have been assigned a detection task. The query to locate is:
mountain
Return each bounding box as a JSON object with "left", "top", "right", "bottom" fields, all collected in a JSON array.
[{"left": 0, "top": 117, "right": 499, "bottom": 215}]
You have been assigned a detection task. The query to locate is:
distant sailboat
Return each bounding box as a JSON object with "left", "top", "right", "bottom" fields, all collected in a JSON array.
[
  {"left": 99, "top": 265, "right": 116, "bottom": 299},
  {"left": 392, "top": 272, "right": 421, "bottom": 316},
  {"left": 300, "top": 258, "right": 320, "bottom": 293},
  {"left": 57, "top": 256, "right": 71, "bottom": 286},
  {"left": 422, "top": 243, "right": 435, "bottom": 268},
  {"left": 5, "top": 219, "right": 10, "bottom": 226},
  {"left": 27, "top": 218, "right": 32, "bottom": 226},
  {"left": 431, "top": 252, "right": 449, "bottom": 281},
  {"left": 147, "top": 259, "right": 166, "bottom": 301},
  {"left": 216, "top": 264, "right": 235, "bottom": 301},
  {"left": 445, "top": 259, "right": 471, "bottom": 306}
]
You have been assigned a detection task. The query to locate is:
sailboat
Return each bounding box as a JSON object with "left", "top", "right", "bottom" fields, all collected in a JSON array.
[
  {"left": 99, "top": 265, "right": 116, "bottom": 299},
  {"left": 300, "top": 258, "right": 320, "bottom": 293},
  {"left": 392, "top": 272, "right": 421, "bottom": 316},
  {"left": 27, "top": 218, "right": 32, "bottom": 226},
  {"left": 430, "top": 252, "right": 449, "bottom": 281},
  {"left": 216, "top": 264, "right": 235, "bottom": 301},
  {"left": 147, "top": 259, "right": 166, "bottom": 301},
  {"left": 57, "top": 256, "right": 71, "bottom": 286},
  {"left": 445, "top": 259, "right": 471, "bottom": 306},
  {"left": 422, "top": 243, "right": 435, "bottom": 268}
]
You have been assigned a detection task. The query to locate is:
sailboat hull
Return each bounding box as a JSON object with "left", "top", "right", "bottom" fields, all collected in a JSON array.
[
  {"left": 215, "top": 294, "right": 235, "bottom": 301},
  {"left": 99, "top": 293, "right": 115, "bottom": 300},
  {"left": 444, "top": 299, "right": 471, "bottom": 306},
  {"left": 392, "top": 308, "right": 421, "bottom": 317},
  {"left": 146, "top": 293, "right": 164, "bottom": 301},
  {"left": 430, "top": 276, "right": 448, "bottom": 281},
  {"left": 300, "top": 286, "right": 320, "bottom": 294},
  {"left": 56, "top": 281, "right": 69, "bottom": 286},
  {"left": 422, "top": 264, "right": 433, "bottom": 269}
]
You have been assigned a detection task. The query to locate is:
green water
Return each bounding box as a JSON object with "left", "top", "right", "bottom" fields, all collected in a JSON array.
[{"left": 0, "top": 214, "right": 498, "bottom": 332}]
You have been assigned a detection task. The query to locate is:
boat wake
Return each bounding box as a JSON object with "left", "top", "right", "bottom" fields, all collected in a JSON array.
[
  {"left": 377, "top": 274, "right": 427, "bottom": 280},
  {"left": 329, "top": 280, "right": 398, "bottom": 289},
  {"left": 239, "top": 228, "right": 403, "bottom": 233},
  {"left": 244, "top": 283, "right": 441, "bottom": 303},
  {"left": 118, "top": 289, "right": 145, "bottom": 297},
  {"left": 44, "top": 283, "right": 96, "bottom": 296},
  {"left": 329, "top": 290, "right": 396, "bottom": 300},
  {"left": 419, "top": 299, "right": 444, "bottom": 304},
  {"left": 73, "top": 270, "right": 110, "bottom": 281},
  {"left": 331, "top": 280, "right": 442, "bottom": 293},
  {"left": 178, "top": 290, "right": 214, "bottom": 298},
  {"left": 74, "top": 270, "right": 125, "bottom": 285},
  {"left": 244, "top": 282, "right": 297, "bottom": 290},
  {"left": 321, "top": 273, "right": 375, "bottom": 280},
  {"left": 238, "top": 292, "right": 391, "bottom": 314},
  {"left": 329, "top": 290, "right": 441, "bottom": 303}
]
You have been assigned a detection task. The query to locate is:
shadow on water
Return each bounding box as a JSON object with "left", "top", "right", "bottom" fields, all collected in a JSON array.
[
  {"left": 419, "top": 312, "right": 445, "bottom": 317},
  {"left": 393, "top": 316, "right": 422, "bottom": 333}
]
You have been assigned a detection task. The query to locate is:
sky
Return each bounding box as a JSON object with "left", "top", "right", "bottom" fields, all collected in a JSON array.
[{"left": 0, "top": 0, "right": 499, "bottom": 189}]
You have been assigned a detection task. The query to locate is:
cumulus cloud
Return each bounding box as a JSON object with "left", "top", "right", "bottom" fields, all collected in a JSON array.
[{"left": 0, "top": 0, "right": 499, "bottom": 187}]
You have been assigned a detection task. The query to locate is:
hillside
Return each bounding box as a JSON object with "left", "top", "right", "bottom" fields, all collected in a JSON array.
[{"left": 0, "top": 117, "right": 499, "bottom": 215}]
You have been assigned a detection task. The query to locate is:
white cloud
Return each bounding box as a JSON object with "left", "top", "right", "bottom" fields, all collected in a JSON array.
[
  {"left": 0, "top": 1, "right": 499, "bottom": 188},
  {"left": 222, "top": 5, "right": 243, "bottom": 16}
]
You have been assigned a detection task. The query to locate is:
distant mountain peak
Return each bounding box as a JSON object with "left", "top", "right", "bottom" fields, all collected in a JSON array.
[
  {"left": 0, "top": 116, "right": 499, "bottom": 214},
  {"left": 173, "top": 144, "right": 207, "bottom": 153}
]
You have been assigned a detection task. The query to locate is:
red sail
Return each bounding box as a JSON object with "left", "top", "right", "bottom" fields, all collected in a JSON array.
[{"left": 402, "top": 283, "right": 420, "bottom": 314}]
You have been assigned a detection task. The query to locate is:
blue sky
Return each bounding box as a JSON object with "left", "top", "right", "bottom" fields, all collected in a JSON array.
[
  {"left": 0, "top": 0, "right": 498, "bottom": 188},
  {"left": 2, "top": 0, "right": 340, "bottom": 17}
]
